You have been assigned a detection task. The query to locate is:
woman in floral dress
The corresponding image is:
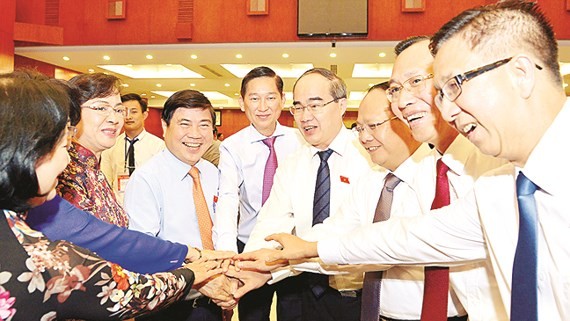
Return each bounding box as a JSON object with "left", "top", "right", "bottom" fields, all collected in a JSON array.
[{"left": 0, "top": 72, "right": 222, "bottom": 320}]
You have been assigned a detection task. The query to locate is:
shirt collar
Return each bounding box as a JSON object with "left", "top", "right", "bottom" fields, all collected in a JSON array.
[
  {"left": 393, "top": 143, "right": 433, "bottom": 185},
  {"left": 440, "top": 134, "right": 473, "bottom": 177},
  {"left": 309, "top": 127, "right": 353, "bottom": 158},
  {"left": 70, "top": 141, "right": 99, "bottom": 169},
  {"left": 247, "top": 122, "right": 286, "bottom": 143},
  {"left": 126, "top": 129, "right": 147, "bottom": 142},
  {"left": 163, "top": 148, "right": 208, "bottom": 180},
  {"left": 522, "top": 99, "right": 570, "bottom": 196}
]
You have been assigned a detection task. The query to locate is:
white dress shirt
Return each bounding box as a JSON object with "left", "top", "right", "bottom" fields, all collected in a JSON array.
[
  {"left": 213, "top": 123, "right": 305, "bottom": 252},
  {"left": 124, "top": 149, "right": 218, "bottom": 248},
  {"left": 318, "top": 102, "right": 570, "bottom": 320},
  {"left": 245, "top": 127, "right": 375, "bottom": 291},
  {"left": 101, "top": 130, "right": 165, "bottom": 205}
]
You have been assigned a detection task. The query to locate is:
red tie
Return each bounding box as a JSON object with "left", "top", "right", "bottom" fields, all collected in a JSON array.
[{"left": 420, "top": 159, "right": 450, "bottom": 321}]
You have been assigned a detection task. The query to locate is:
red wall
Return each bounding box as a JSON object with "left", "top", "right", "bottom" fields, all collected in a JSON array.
[{"left": 15, "top": 0, "right": 570, "bottom": 46}]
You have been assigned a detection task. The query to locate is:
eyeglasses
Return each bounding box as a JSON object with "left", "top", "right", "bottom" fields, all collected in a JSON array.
[
  {"left": 66, "top": 124, "right": 77, "bottom": 150},
  {"left": 289, "top": 98, "right": 341, "bottom": 116},
  {"left": 352, "top": 116, "right": 398, "bottom": 135},
  {"left": 434, "top": 57, "right": 543, "bottom": 108},
  {"left": 386, "top": 74, "right": 434, "bottom": 103},
  {"left": 81, "top": 104, "right": 127, "bottom": 118}
]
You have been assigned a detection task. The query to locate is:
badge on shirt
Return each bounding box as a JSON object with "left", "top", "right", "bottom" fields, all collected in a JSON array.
[
  {"left": 117, "top": 174, "right": 130, "bottom": 192},
  {"left": 213, "top": 195, "right": 218, "bottom": 203},
  {"left": 340, "top": 176, "right": 350, "bottom": 184}
]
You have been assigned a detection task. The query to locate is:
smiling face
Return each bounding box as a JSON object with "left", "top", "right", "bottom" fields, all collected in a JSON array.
[
  {"left": 292, "top": 73, "right": 346, "bottom": 150},
  {"left": 433, "top": 36, "right": 519, "bottom": 161},
  {"left": 162, "top": 107, "right": 214, "bottom": 166},
  {"left": 389, "top": 40, "right": 452, "bottom": 148},
  {"left": 240, "top": 76, "right": 284, "bottom": 137},
  {"left": 123, "top": 99, "right": 147, "bottom": 138},
  {"left": 75, "top": 91, "right": 124, "bottom": 158},
  {"left": 357, "top": 88, "right": 419, "bottom": 171}
]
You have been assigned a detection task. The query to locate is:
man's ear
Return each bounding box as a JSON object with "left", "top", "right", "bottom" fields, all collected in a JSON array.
[
  {"left": 510, "top": 55, "right": 538, "bottom": 99},
  {"left": 238, "top": 97, "right": 246, "bottom": 112}
]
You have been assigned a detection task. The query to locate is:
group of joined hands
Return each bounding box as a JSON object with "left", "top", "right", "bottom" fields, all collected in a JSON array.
[{"left": 182, "top": 233, "right": 315, "bottom": 310}]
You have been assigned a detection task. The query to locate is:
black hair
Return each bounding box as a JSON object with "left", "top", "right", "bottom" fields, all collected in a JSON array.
[
  {"left": 121, "top": 93, "right": 148, "bottom": 112},
  {"left": 241, "top": 66, "right": 284, "bottom": 98},
  {"left": 161, "top": 90, "right": 215, "bottom": 126},
  {"left": 394, "top": 36, "right": 431, "bottom": 56},
  {"left": 0, "top": 71, "right": 70, "bottom": 212},
  {"left": 68, "top": 73, "right": 122, "bottom": 125}
]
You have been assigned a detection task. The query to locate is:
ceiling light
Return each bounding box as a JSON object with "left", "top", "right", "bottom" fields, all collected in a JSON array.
[
  {"left": 221, "top": 64, "right": 314, "bottom": 78},
  {"left": 122, "top": 83, "right": 129, "bottom": 87},
  {"left": 190, "top": 54, "right": 198, "bottom": 59},
  {"left": 329, "top": 53, "right": 337, "bottom": 58},
  {"left": 234, "top": 93, "right": 239, "bottom": 96},
  {"left": 190, "top": 83, "right": 196, "bottom": 87},
  {"left": 282, "top": 53, "right": 289, "bottom": 58},
  {"left": 349, "top": 91, "right": 366, "bottom": 101},
  {"left": 235, "top": 54, "right": 243, "bottom": 59},
  {"left": 378, "top": 52, "right": 386, "bottom": 58},
  {"left": 368, "top": 83, "right": 375, "bottom": 87},
  {"left": 156, "top": 83, "right": 162, "bottom": 88},
  {"left": 146, "top": 54, "right": 154, "bottom": 60},
  {"left": 151, "top": 95, "right": 155, "bottom": 99},
  {"left": 62, "top": 56, "right": 70, "bottom": 61},
  {"left": 141, "top": 93, "right": 147, "bottom": 96},
  {"left": 352, "top": 64, "right": 394, "bottom": 78},
  {"left": 127, "top": 64, "right": 133, "bottom": 67},
  {"left": 564, "top": 83, "right": 569, "bottom": 88},
  {"left": 88, "top": 69, "right": 95, "bottom": 73},
  {"left": 224, "top": 83, "right": 230, "bottom": 87},
  {"left": 97, "top": 64, "right": 204, "bottom": 79},
  {"left": 103, "top": 55, "right": 111, "bottom": 61}
]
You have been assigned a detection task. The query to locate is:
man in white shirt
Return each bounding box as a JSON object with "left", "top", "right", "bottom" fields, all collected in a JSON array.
[
  {"left": 385, "top": 37, "right": 507, "bottom": 320},
  {"left": 239, "top": 2, "right": 570, "bottom": 320},
  {"left": 243, "top": 68, "right": 375, "bottom": 321},
  {"left": 101, "top": 93, "right": 164, "bottom": 205},
  {"left": 213, "top": 66, "right": 304, "bottom": 321}
]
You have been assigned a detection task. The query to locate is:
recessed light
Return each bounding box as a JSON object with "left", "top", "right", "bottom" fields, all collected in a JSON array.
[
  {"left": 126, "top": 64, "right": 133, "bottom": 67},
  {"left": 224, "top": 83, "right": 230, "bottom": 87},
  {"left": 564, "top": 83, "right": 569, "bottom": 88},
  {"left": 151, "top": 95, "right": 156, "bottom": 99},
  {"left": 156, "top": 84, "right": 162, "bottom": 88},
  {"left": 190, "top": 83, "right": 196, "bottom": 87},
  {"left": 234, "top": 93, "right": 239, "bottom": 96},
  {"left": 141, "top": 93, "right": 147, "bottom": 96},
  {"left": 368, "top": 83, "right": 374, "bottom": 87},
  {"left": 88, "top": 68, "right": 95, "bottom": 73},
  {"left": 146, "top": 54, "right": 154, "bottom": 60},
  {"left": 122, "top": 83, "right": 129, "bottom": 87},
  {"left": 329, "top": 53, "right": 337, "bottom": 58},
  {"left": 235, "top": 54, "right": 243, "bottom": 59},
  {"left": 282, "top": 53, "right": 289, "bottom": 58},
  {"left": 378, "top": 52, "right": 386, "bottom": 58},
  {"left": 62, "top": 56, "right": 70, "bottom": 61},
  {"left": 190, "top": 54, "right": 198, "bottom": 59},
  {"left": 103, "top": 55, "right": 111, "bottom": 61}
]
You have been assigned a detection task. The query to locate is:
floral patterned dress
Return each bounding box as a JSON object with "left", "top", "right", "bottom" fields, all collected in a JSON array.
[
  {"left": 57, "top": 142, "right": 129, "bottom": 227},
  {"left": 0, "top": 210, "right": 194, "bottom": 321}
]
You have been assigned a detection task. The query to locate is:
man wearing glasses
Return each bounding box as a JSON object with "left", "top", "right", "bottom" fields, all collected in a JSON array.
[
  {"left": 383, "top": 37, "right": 508, "bottom": 320},
  {"left": 237, "top": 1, "right": 570, "bottom": 320},
  {"left": 243, "top": 68, "right": 375, "bottom": 321}
]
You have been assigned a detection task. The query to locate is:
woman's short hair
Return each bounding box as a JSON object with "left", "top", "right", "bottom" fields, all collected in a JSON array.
[
  {"left": 68, "top": 73, "right": 121, "bottom": 125},
  {"left": 0, "top": 71, "right": 70, "bottom": 212}
]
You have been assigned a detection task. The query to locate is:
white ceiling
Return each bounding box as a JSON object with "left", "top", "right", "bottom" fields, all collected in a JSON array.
[{"left": 15, "top": 40, "right": 570, "bottom": 109}]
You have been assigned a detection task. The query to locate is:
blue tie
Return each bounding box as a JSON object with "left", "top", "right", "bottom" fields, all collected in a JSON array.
[
  {"left": 511, "top": 172, "right": 538, "bottom": 321},
  {"left": 312, "top": 149, "right": 333, "bottom": 226}
]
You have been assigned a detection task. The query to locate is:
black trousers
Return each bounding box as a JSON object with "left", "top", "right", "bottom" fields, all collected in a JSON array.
[
  {"left": 136, "top": 296, "right": 222, "bottom": 321},
  {"left": 237, "top": 239, "right": 304, "bottom": 321},
  {"left": 299, "top": 273, "right": 362, "bottom": 321}
]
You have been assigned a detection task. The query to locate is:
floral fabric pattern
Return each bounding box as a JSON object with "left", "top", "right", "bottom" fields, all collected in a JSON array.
[
  {"left": 1, "top": 210, "right": 194, "bottom": 320},
  {"left": 57, "top": 142, "right": 129, "bottom": 227}
]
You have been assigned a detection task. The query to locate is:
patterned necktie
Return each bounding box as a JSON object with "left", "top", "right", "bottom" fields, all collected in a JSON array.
[
  {"left": 361, "top": 173, "right": 402, "bottom": 321},
  {"left": 312, "top": 149, "right": 334, "bottom": 226},
  {"left": 189, "top": 166, "right": 214, "bottom": 250},
  {"left": 511, "top": 172, "right": 538, "bottom": 321},
  {"left": 126, "top": 137, "right": 138, "bottom": 175},
  {"left": 421, "top": 159, "right": 450, "bottom": 321},
  {"left": 261, "top": 136, "right": 278, "bottom": 205}
]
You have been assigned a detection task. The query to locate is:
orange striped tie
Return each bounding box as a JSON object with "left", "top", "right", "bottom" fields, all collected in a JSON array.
[{"left": 189, "top": 166, "right": 214, "bottom": 250}]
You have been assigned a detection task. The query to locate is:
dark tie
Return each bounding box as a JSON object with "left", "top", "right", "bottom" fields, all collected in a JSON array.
[
  {"left": 510, "top": 172, "right": 538, "bottom": 321},
  {"left": 312, "top": 149, "right": 334, "bottom": 226},
  {"left": 308, "top": 149, "right": 334, "bottom": 299},
  {"left": 126, "top": 137, "right": 138, "bottom": 176},
  {"left": 361, "top": 173, "right": 402, "bottom": 321},
  {"left": 261, "top": 136, "right": 278, "bottom": 205},
  {"left": 420, "top": 159, "right": 450, "bottom": 321}
]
